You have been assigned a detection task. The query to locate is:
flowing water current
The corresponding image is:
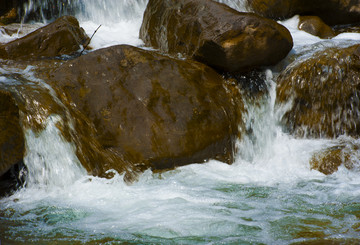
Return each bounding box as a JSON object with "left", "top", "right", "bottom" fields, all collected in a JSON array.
[{"left": 1, "top": 0, "right": 360, "bottom": 244}]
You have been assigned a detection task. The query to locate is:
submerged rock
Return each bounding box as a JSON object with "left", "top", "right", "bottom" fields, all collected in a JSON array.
[
  {"left": 246, "top": 0, "right": 360, "bottom": 26},
  {"left": 140, "top": 0, "right": 293, "bottom": 73},
  {"left": 276, "top": 44, "right": 360, "bottom": 138},
  {"left": 298, "top": 16, "right": 335, "bottom": 39},
  {"left": 48, "top": 45, "right": 243, "bottom": 179},
  {"left": 0, "top": 16, "right": 89, "bottom": 60},
  {"left": 310, "top": 138, "right": 359, "bottom": 175}
]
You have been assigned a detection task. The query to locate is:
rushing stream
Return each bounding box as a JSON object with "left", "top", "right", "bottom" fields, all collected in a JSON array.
[{"left": 1, "top": 0, "right": 360, "bottom": 244}]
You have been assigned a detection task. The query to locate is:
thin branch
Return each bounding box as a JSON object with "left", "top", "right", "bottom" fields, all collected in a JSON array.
[{"left": 79, "top": 24, "right": 102, "bottom": 56}]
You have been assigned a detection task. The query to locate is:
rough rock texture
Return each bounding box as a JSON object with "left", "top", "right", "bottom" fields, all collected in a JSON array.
[
  {"left": 310, "top": 139, "right": 359, "bottom": 175},
  {"left": 140, "top": 0, "right": 293, "bottom": 73},
  {"left": 0, "top": 8, "right": 17, "bottom": 25},
  {"left": 0, "top": 0, "right": 18, "bottom": 17},
  {"left": 276, "top": 44, "right": 360, "bottom": 138},
  {"left": 0, "top": 71, "right": 112, "bottom": 183},
  {"left": 0, "top": 16, "right": 89, "bottom": 60},
  {"left": 48, "top": 45, "right": 243, "bottom": 178},
  {"left": 246, "top": 0, "right": 360, "bottom": 26},
  {"left": 334, "top": 24, "right": 360, "bottom": 35},
  {"left": 298, "top": 16, "right": 335, "bottom": 39},
  {"left": 0, "top": 90, "right": 24, "bottom": 177}
]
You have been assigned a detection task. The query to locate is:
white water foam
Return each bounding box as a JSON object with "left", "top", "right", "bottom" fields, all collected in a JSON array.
[
  {"left": 279, "top": 15, "right": 360, "bottom": 54},
  {"left": 1, "top": 1, "right": 360, "bottom": 244},
  {"left": 24, "top": 115, "right": 87, "bottom": 188}
]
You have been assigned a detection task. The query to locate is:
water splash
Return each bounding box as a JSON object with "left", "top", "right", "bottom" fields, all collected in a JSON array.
[
  {"left": 21, "top": 0, "right": 148, "bottom": 23},
  {"left": 217, "top": 0, "right": 248, "bottom": 12},
  {"left": 77, "top": 0, "right": 148, "bottom": 24},
  {"left": 24, "top": 115, "right": 87, "bottom": 187},
  {"left": 21, "top": 0, "right": 248, "bottom": 24}
]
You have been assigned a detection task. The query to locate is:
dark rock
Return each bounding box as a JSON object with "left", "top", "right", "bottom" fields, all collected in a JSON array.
[
  {"left": 0, "top": 8, "right": 17, "bottom": 25},
  {"left": 0, "top": 160, "right": 26, "bottom": 198},
  {"left": 48, "top": 45, "right": 243, "bottom": 178},
  {"left": 0, "top": 16, "right": 89, "bottom": 60},
  {"left": 334, "top": 24, "right": 360, "bottom": 35},
  {"left": 276, "top": 44, "right": 360, "bottom": 138},
  {"left": 0, "top": 0, "right": 19, "bottom": 17},
  {"left": 140, "top": 0, "right": 293, "bottom": 73},
  {"left": 246, "top": 0, "right": 360, "bottom": 26},
  {"left": 0, "top": 90, "right": 24, "bottom": 178},
  {"left": 298, "top": 16, "right": 336, "bottom": 39}
]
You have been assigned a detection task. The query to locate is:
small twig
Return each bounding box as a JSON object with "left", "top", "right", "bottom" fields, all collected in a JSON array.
[{"left": 79, "top": 24, "right": 102, "bottom": 56}]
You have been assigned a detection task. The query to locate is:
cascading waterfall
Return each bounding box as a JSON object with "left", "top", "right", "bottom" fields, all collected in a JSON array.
[
  {"left": 236, "top": 70, "right": 278, "bottom": 162},
  {"left": 22, "top": 0, "right": 246, "bottom": 23},
  {"left": 0, "top": 67, "right": 87, "bottom": 188},
  {"left": 1, "top": 0, "right": 360, "bottom": 244},
  {"left": 24, "top": 115, "right": 87, "bottom": 187},
  {"left": 22, "top": 0, "right": 148, "bottom": 23}
]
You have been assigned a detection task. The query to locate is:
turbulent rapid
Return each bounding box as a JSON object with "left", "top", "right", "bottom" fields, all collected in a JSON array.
[{"left": 1, "top": 0, "right": 360, "bottom": 244}]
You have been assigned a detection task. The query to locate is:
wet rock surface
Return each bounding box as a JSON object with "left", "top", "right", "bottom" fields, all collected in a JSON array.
[
  {"left": 246, "top": 0, "right": 360, "bottom": 26},
  {"left": 0, "top": 16, "right": 89, "bottom": 60},
  {"left": 0, "top": 0, "right": 19, "bottom": 17},
  {"left": 140, "top": 0, "right": 293, "bottom": 73},
  {"left": 0, "top": 90, "right": 24, "bottom": 178},
  {"left": 0, "top": 8, "right": 17, "bottom": 25},
  {"left": 310, "top": 138, "right": 360, "bottom": 175},
  {"left": 0, "top": 71, "right": 121, "bottom": 181},
  {"left": 298, "top": 16, "right": 335, "bottom": 39},
  {"left": 48, "top": 44, "right": 243, "bottom": 178},
  {"left": 276, "top": 44, "right": 360, "bottom": 138}
]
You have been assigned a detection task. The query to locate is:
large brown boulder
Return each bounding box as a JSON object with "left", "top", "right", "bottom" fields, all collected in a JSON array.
[
  {"left": 276, "top": 44, "right": 360, "bottom": 138},
  {"left": 48, "top": 45, "right": 243, "bottom": 178},
  {"left": 246, "top": 0, "right": 360, "bottom": 26},
  {"left": 0, "top": 16, "right": 89, "bottom": 60},
  {"left": 140, "top": 0, "right": 293, "bottom": 73},
  {"left": 298, "top": 16, "right": 335, "bottom": 39}
]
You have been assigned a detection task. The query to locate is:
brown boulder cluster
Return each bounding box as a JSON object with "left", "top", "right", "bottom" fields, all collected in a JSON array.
[
  {"left": 247, "top": 0, "right": 360, "bottom": 39},
  {"left": 0, "top": 0, "right": 360, "bottom": 193},
  {"left": 140, "top": 0, "right": 293, "bottom": 72},
  {"left": 276, "top": 44, "right": 360, "bottom": 139},
  {"left": 0, "top": 16, "right": 89, "bottom": 60},
  {"left": 276, "top": 44, "right": 360, "bottom": 174},
  {"left": 246, "top": 0, "right": 360, "bottom": 25}
]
